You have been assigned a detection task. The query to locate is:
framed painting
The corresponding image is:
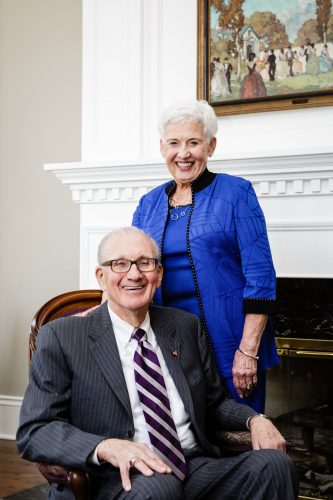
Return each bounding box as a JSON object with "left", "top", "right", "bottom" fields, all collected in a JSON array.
[{"left": 197, "top": 0, "right": 333, "bottom": 115}]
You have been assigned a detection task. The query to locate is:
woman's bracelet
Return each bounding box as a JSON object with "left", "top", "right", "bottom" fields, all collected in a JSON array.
[{"left": 238, "top": 347, "right": 259, "bottom": 361}]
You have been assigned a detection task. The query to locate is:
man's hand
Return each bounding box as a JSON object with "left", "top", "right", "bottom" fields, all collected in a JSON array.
[
  {"left": 75, "top": 305, "right": 100, "bottom": 317},
  {"left": 249, "top": 416, "right": 286, "bottom": 452},
  {"left": 96, "top": 439, "right": 172, "bottom": 491}
]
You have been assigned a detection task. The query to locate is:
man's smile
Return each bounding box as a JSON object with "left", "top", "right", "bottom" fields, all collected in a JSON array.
[{"left": 122, "top": 285, "right": 145, "bottom": 291}]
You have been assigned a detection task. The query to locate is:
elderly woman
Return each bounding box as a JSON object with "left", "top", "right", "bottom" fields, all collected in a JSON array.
[{"left": 132, "top": 100, "right": 279, "bottom": 412}]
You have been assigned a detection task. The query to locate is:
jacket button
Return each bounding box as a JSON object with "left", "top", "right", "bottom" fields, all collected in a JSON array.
[{"left": 128, "top": 430, "right": 134, "bottom": 438}]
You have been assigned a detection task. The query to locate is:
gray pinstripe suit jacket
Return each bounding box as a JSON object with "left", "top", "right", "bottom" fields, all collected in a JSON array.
[{"left": 17, "top": 302, "right": 255, "bottom": 476}]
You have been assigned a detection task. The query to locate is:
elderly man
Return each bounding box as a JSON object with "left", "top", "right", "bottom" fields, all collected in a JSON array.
[{"left": 17, "top": 227, "right": 298, "bottom": 499}]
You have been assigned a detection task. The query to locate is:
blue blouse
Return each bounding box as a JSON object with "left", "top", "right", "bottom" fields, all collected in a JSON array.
[{"left": 163, "top": 206, "right": 201, "bottom": 319}]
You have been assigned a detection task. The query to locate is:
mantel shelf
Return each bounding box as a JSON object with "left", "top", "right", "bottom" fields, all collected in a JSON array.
[{"left": 45, "top": 152, "right": 333, "bottom": 204}]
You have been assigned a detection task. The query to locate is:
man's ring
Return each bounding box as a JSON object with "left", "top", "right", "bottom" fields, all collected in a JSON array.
[
  {"left": 247, "top": 384, "right": 253, "bottom": 390},
  {"left": 129, "top": 456, "right": 140, "bottom": 468}
]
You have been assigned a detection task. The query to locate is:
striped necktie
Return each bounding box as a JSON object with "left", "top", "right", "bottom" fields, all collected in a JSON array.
[{"left": 133, "top": 328, "right": 187, "bottom": 481}]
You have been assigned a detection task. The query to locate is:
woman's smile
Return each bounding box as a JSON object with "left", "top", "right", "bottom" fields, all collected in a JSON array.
[{"left": 160, "top": 120, "right": 216, "bottom": 187}]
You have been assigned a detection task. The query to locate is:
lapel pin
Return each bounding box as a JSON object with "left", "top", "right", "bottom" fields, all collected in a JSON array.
[{"left": 171, "top": 350, "right": 179, "bottom": 357}]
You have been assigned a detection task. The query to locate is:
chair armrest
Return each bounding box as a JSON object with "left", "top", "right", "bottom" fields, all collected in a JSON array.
[
  {"left": 37, "top": 463, "right": 91, "bottom": 500},
  {"left": 213, "top": 430, "right": 252, "bottom": 456}
]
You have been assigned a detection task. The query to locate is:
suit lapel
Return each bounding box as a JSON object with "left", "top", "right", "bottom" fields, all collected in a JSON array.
[
  {"left": 88, "top": 303, "right": 132, "bottom": 417},
  {"left": 87, "top": 304, "right": 196, "bottom": 421},
  {"left": 150, "top": 308, "right": 195, "bottom": 420}
]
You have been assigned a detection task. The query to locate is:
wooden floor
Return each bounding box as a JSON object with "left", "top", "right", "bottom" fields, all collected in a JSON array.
[{"left": 0, "top": 439, "right": 47, "bottom": 498}]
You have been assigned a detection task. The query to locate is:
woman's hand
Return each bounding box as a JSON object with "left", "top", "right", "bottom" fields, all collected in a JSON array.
[
  {"left": 232, "top": 313, "right": 268, "bottom": 398},
  {"left": 74, "top": 291, "right": 107, "bottom": 317},
  {"left": 232, "top": 349, "right": 258, "bottom": 398},
  {"left": 75, "top": 305, "right": 100, "bottom": 317}
]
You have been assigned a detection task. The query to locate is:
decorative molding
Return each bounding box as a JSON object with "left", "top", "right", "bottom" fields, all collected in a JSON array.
[
  {"left": 255, "top": 178, "right": 332, "bottom": 197},
  {"left": 45, "top": 151, "right": 333, "bottom": 204},
  {"left": 267, "top": 221, "right": 333, "bottom": 231},
  {"left": 0, "top": 395, "right": 22, "bottom": 440},
  {"left": 276, "top": 272, "right": 333, "bottom": 278}
]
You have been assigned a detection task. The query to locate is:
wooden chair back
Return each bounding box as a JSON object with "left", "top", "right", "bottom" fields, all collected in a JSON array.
[
  {"left": 29, "top": 289, "right": 102, "bottom": 500},
  {"left": 29, "top": 289, "right": 102, "bottom": 362}
]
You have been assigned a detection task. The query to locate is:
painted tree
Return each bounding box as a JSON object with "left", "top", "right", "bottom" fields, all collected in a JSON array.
[
  {"left": 211, "top": 0, "right": 224, "bottom": 11},
  {"left": 218, "top": 0, "right": 245, "bottom": 79},
  {"left": 245, "top": 12, "right": 289, "bottom": 49},
  {"left": 328, "top": 15, "right": 333, "bottom": 40},
  {"left": 294, "top": 19, "right": 321, "bottom": 46},
  {"left": 316, "top": 0, "right": 332, "bottom": 43}
]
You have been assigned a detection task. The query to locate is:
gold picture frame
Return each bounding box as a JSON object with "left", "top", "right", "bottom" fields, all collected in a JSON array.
[{"left": 197, "top": 0, "right": 333, "bottom": 115}]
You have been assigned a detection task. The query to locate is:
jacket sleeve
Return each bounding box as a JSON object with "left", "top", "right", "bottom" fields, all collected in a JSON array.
[
  {"left": 16, "top": 323, "right": 106, "bottom": 471},
  {"left": 132, "top": 195, "right": 144, "bottom": 228},
  {"left": 233, "top": 180, "right": 277, "bottom": 314}
]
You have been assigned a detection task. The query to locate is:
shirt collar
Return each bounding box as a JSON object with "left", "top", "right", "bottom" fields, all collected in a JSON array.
[{"left": 107, "top": 305, "right": 152, "bottom": 347}]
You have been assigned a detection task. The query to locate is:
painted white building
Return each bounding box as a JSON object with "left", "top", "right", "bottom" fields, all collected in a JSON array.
[{"left": 240, "top": 25, "right": 260, "bottom": 59}]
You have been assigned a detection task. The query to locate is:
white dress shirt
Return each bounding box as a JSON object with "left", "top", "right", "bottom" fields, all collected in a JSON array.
[
  {"left": 109, "top": 306, "right": 197, "bottom": 450},
  {"left": 91, "top": 307, "right": 197, "bottom": 464}
]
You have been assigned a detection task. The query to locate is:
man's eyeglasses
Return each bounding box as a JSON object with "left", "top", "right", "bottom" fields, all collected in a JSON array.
[{"left": 101, "top": 258, "right": 159, "bottom": 273}]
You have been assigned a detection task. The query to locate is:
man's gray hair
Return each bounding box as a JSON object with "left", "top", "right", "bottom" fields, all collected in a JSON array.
[
  {"left": 97, "top": 226, "right": 160, "bottom": 264},
  {"left": 158, "top": 99, "right": 218, "bottom": 141}
]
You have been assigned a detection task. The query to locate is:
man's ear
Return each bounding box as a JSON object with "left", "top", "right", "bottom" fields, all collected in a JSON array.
[
  {"left": 156, "top": 264, "right": 163, "bottom": 288},
  {"left": 160, "top": 138, "right": 166, "bottom": 158},
  {"left": 95, "top": 266, "right": 106, "bottom": 292}
]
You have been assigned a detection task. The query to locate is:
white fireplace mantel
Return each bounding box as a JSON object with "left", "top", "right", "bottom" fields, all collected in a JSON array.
[
  {"left": 45, "top": 151, "right": 333, "bottom": 286},
  {"left": 45, "top": 151, "right": 333, "bottom": 203}
]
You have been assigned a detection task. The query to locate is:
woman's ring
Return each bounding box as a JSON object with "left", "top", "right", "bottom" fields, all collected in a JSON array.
[{"left": 129, "top": 456, "right": 140, "bottom": 468}]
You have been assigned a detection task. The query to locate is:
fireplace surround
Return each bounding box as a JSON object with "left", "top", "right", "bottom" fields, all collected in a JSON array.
[{"left": 266, "top": 278, "right": 333, "bottom": 499}]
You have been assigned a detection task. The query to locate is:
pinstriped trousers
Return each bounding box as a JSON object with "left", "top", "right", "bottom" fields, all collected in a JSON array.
[{"left": 95, "top": 449, "right": 299, "bottom": 500}]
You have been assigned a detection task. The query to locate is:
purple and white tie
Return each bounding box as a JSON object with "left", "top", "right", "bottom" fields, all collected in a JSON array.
[{"left": 133, "top": 328, "right": 187, "bottom": 481}]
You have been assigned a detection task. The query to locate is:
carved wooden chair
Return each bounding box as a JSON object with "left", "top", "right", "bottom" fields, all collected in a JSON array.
[
  {"left": 29, "top": 289, "right": 252, "bottom": 500},
  {"left": 29, "top": 290, "right": 102, "bottom": 500}
]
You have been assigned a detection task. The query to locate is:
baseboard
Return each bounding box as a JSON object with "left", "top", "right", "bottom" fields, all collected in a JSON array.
[{"left": 0, "top": 395, "right": 22, "bottom": 440}]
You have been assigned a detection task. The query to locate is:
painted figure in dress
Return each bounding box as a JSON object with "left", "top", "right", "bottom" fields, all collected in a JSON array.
[
  {"left": 276, "top": 48, "right": 289, "bottom": 79},
  {"left": 211, "top": 57, "right": 229, "bottom": 97},
  {"left": 240, "top": 52, "right": 267, "bottom": 99},
  {"left": 319, "top": 44, "right": 333, "bottom": 73},
  {"left": 292, "top": 51, "right": 303, "bottom": 75},
  {"left": 306, "top": 43, "right": 320, "bottom": 76},
  {"left": 256, "top": 49, "right": 270, "bottom": 82}
]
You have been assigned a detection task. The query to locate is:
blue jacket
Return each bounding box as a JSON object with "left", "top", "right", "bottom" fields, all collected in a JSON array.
[{"left": 133, "top": 169, "right": 279, "bottom": 378}]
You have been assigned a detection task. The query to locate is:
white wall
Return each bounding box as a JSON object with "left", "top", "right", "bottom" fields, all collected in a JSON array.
[
  {"left": 0, "top": 0, "right": 81, "bottom": 437},
  {"left": 82, "top": 0, "right": 333, "bottom": 163}
]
